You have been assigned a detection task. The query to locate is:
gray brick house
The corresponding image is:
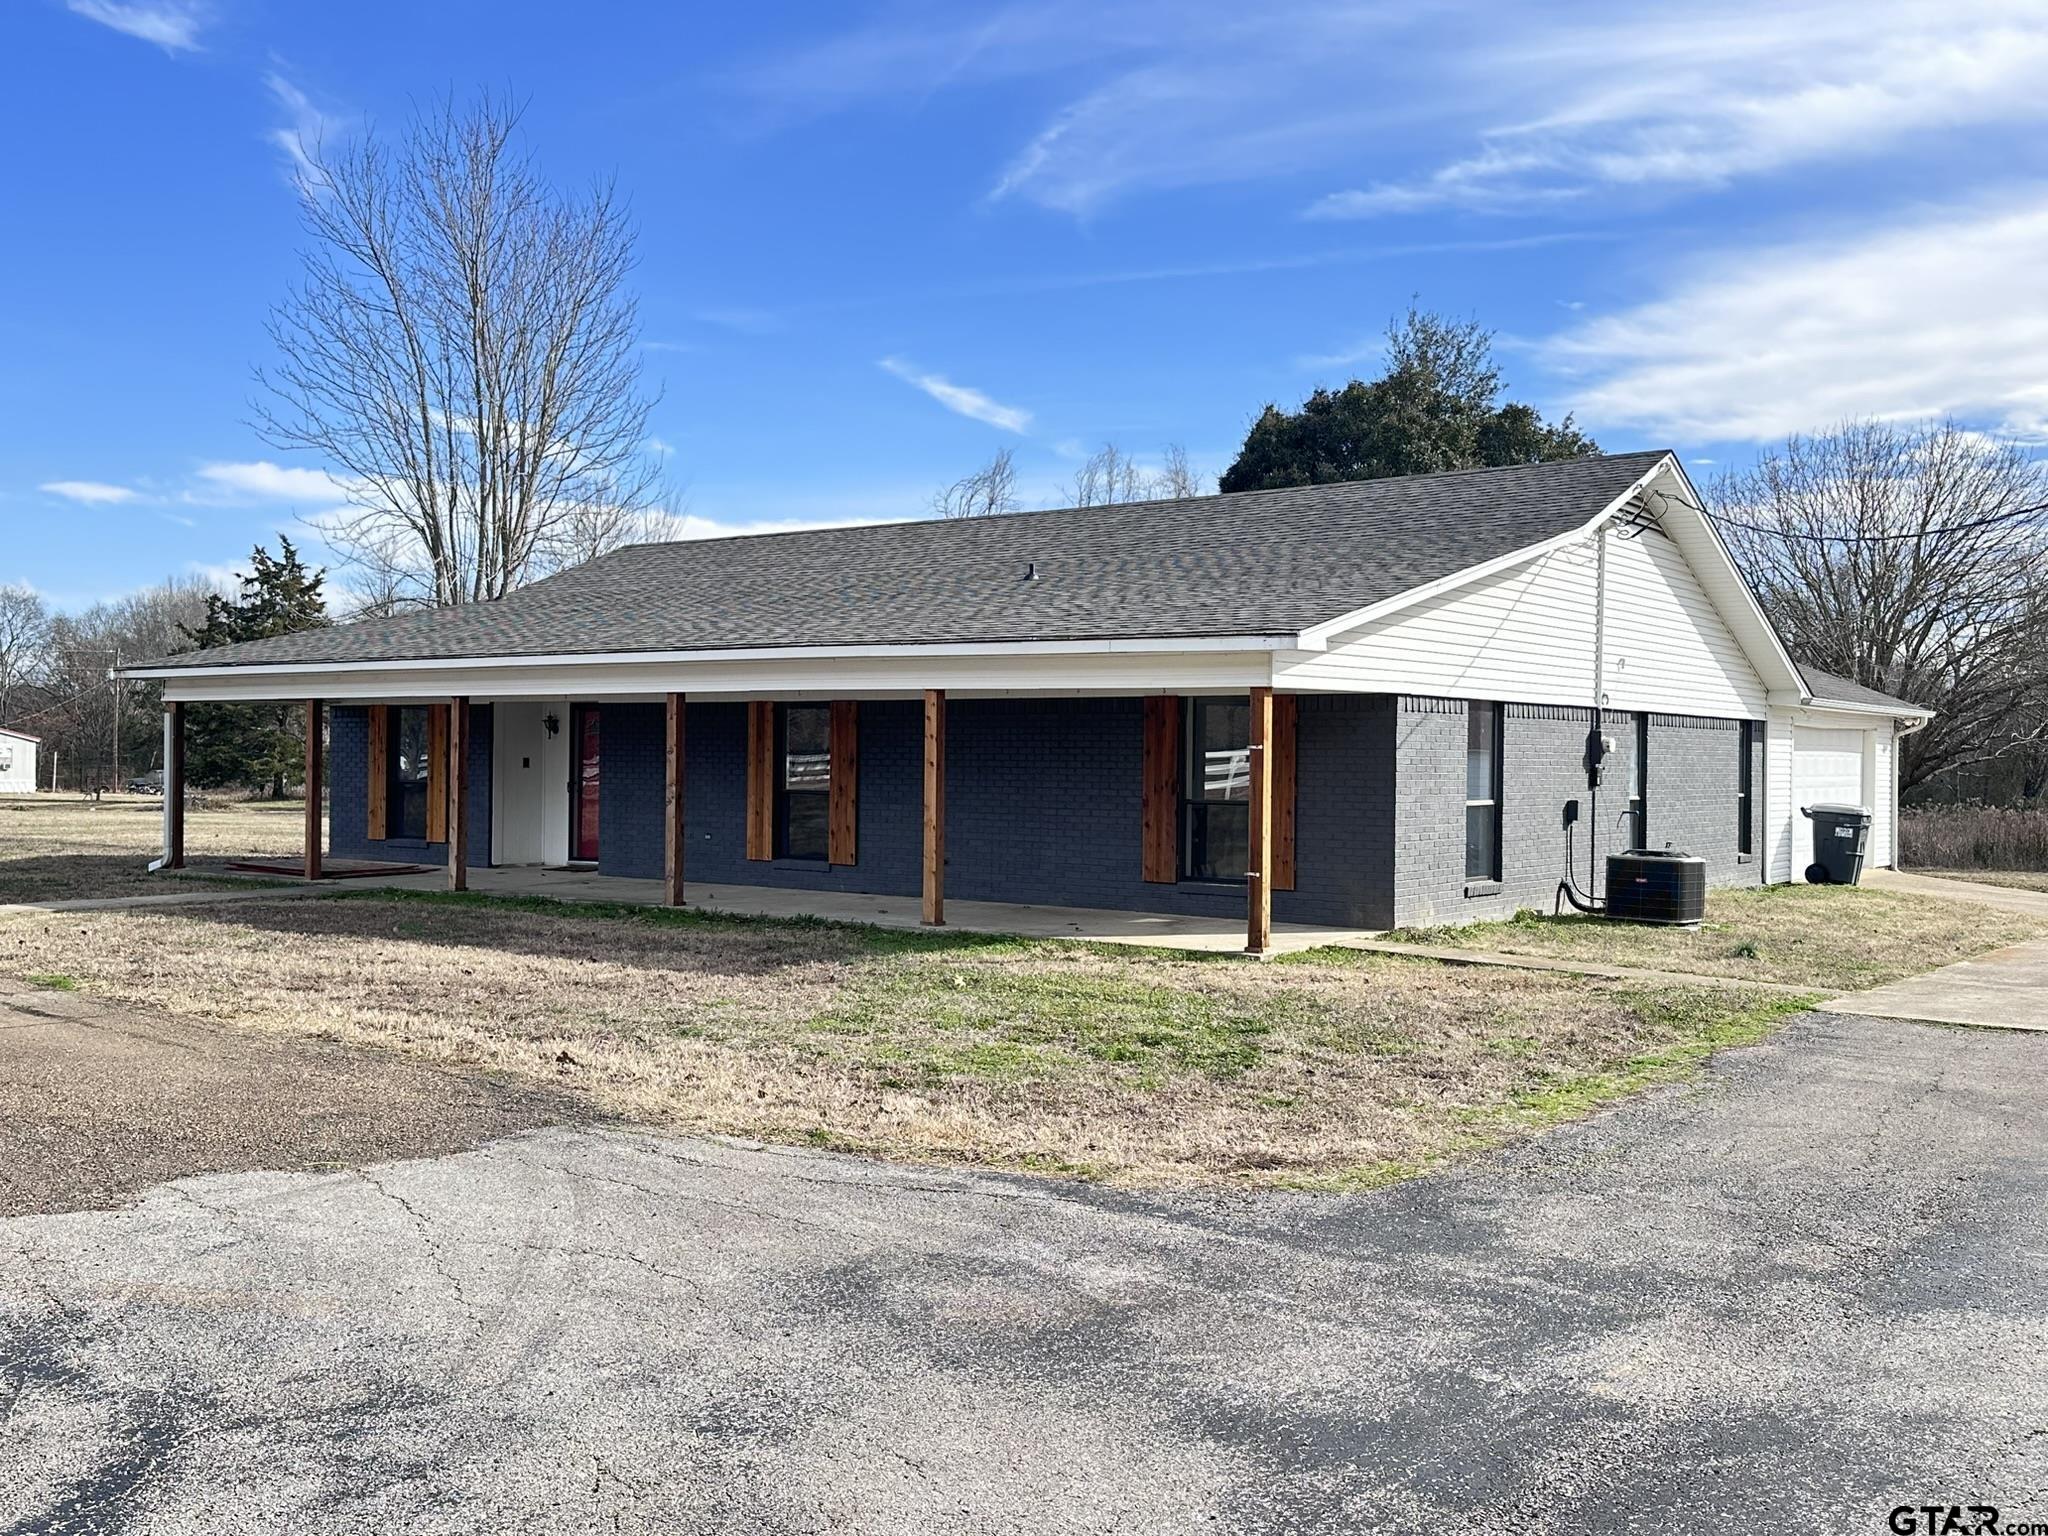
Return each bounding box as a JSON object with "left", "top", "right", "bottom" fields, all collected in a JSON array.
[{"left": 132, "top": 452, "right": 1930, "bottom": 948}]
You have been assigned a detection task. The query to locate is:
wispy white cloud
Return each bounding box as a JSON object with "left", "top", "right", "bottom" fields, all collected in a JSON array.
[
  {"left": 264, "top": 72, "right": 342, "bottom": 187},
  {"left": 1309, "top": 2, "right": 2048, "bottom": 218},
  {"left": 743, "top": 2, "right": 2048, "bottom": 220},
  {"left": 65, "top": 0, "right": 205, "bottom": 53},
  {"left": 39, "top": 480, "right": 140, "bottom": 505},
  {"left": 694, "top": 307, "right": 783, "bottom": 336},
  {"left": 1542, "top": 190, "right": 2048, "bottom": 442},
  {"left": 634, "top": 511, "right": 902, "bottom": 543},
  {"left": 877, "top": 357, "right": 1032, "bottom": 432},
  {"left": 191, "top": 460, "right": 360, "bottom": 503},
  {"left": 737, "top": 2, "right": 1413, "bottom": 216}
]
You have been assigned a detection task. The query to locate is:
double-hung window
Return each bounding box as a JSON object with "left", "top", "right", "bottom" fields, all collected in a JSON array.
[
  {"left": 1183, "top": 697, "right": 1251, "bottom": 881},
  {"left": 776, "top": 704, "right": 831, "bottom": 861},
  {"left": 1464, "top": 702, "right": 1503, "bottom": 881},
  {"left": 1736, "top": 720, "right": 1755, "bottom": 854},
  {"left": 389, "top": 705, "right": 431, "bottom": 841}
]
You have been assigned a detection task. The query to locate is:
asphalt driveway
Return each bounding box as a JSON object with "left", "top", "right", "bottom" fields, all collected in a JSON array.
[{"left": 3, "top": 1011, "right": 2046, "bottom": 1534}]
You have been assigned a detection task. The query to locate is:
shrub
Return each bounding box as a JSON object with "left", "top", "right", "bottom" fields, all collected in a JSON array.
[{"left": 1900, "top": 804, "right": 2048, "bottom": 870}]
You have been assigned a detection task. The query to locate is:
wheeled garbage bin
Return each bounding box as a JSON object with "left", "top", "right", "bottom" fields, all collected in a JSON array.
[{"left": 1801, "top": 803, "right": 1873, "bottom": 885}]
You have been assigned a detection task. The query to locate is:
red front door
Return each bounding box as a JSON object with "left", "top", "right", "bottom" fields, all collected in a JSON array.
[{"left": 572, "top": 705, "right": 601, "bottom": 862}]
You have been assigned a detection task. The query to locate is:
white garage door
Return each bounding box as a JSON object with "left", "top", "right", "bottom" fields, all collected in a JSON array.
[{"left": 1792, "top": 725, "right": 1867, "bottom": 879}]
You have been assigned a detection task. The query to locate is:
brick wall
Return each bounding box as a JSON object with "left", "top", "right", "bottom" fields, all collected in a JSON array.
[
  {"left": 1392, "top": 697, "right": 1761, "bottom": 927},
  {"left": 329, "top": 704, "right": 492, "bottom": 867},
  {"left": 595, "top": 700, "right": 924, "bottom": 895},
  {"left": 595, "top": 694, "right": 1395, "bottom": 928},
  {"left": 1642, "top": 713, "right": 1763, "bottom": 889}
]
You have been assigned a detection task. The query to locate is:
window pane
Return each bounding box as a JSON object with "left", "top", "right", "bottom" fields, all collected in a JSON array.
[
  {"left": 1188, "top": 801, "right": 1248, "bottom": 880},
  {"left": 1194, "top": 698, "right": 1250, "bottom": 802},
  {"left": 783, "top": 706, "right": 830, "bottom": 792},
  {"left": 1465, "top": 802, "right": 1498, "bottom": 880},
  {"left": 1466, "top": 703, "right": 1496, "bottom": 801},
  {"left": 391, "top": 706, "right": 430, "bottom": 840},
  {"left": 394, "top": 707, "right": 429, "bottom": 785},
  {"left": 782, "top": 792, "right": 828, "bottom": 861}
]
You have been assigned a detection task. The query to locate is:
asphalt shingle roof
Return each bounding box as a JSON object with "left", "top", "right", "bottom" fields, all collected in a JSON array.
[
  {"left": 1797, "top": 664, "right": 1930, "bottom": 715},
  {"left": 144, "top": 451, "right": 1672, "bottom": 670}
]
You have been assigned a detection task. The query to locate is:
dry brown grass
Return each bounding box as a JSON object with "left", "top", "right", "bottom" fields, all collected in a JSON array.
[
  {"left": 2, "top": 891, "right": 1812, "bottom": 1189},
  {"left": 1901, "top": 804, "right": 2048, "bottom": 871},
  {"left": 0, "top": 793, "right": 306, "bottom": 903},
  {"left": 1396, "top": 881, "right": 2048, "bottom": 991}
]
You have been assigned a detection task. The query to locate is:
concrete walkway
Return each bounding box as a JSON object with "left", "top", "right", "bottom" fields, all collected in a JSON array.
[
  {"left": 1866, "top": 866, "right": 2048, "bottom": 918},
  {"left": 1822, "top": 868, "right": 2048, "bottom": 1031}
]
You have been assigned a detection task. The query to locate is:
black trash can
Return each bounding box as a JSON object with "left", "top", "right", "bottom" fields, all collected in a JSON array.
[{"left": 1801, "top": 803, "right": 1873, "bottom": 885}]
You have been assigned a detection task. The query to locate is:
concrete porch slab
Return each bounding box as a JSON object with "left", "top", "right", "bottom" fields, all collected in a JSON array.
[{"left": 276, "top": 861, "right": 1379, "bottom": 956}]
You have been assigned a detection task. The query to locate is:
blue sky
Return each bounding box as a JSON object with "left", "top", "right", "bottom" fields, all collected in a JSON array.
[{"left": 7, "top": 0, "right": 2048, "bottom": 609}]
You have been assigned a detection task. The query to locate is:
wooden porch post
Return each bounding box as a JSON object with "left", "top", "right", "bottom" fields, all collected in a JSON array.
[
  {"left": 303, "top": 699, "right": 323, "bottom": 882},
  {"left": 163, "top": 702, "right": 185, "bottom": 870},
  {"left": 664, "top": 691, "right": 685, "bottom": 907},
  {"left": 447, "top": 697, "right": 469, "bottom": 891},
  {"left": 1246, "top": 685, "right": 1273, "bottom": 955},
  {"left": 922, "top": 688, "right": 945, "bottom": 925}
]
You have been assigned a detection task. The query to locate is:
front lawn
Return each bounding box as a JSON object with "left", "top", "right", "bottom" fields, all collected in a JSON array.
[
  {"left": 0, "top": 794, "right": 305, "bottom": 903},
  {"left": 1, "top": 891, "right": 1813, "bottom": 1189},
  {"left": 1394, "top": 882, "right": 2048, "bottom": 991}
]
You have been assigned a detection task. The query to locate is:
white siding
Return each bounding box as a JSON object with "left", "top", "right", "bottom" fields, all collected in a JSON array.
[
  {"left": 1275, "top": 540, "right": 1598, "bottom": 703},
  {"left": 1871, "top": 727, "right": 1896, "bottom": 868},
  {"left": 1766, "top": 708, "right": 1797, "bottom": 884},
  {"left": 1598, "top": 526, "right": 1770, "bottom": 718},
  {"left": 1276, "top": 523, "right": 1772, "bottom": 721},
  {"left": 0, "top": 732, "right": 35, "bottom": 794}
]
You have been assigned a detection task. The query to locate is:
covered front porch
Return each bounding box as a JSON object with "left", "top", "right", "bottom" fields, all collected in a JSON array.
[{"left": 157, "top": 680, "right": 1335, "bottom": 955}]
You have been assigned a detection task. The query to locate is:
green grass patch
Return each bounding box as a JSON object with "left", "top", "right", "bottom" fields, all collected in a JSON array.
[{"left": 24, "top": 973, "right": 78, "bottom": 990}]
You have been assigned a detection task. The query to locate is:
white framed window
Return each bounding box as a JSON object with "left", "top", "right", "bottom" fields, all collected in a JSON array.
[{"left": 1465, "top": 702, "right": 1502, "bottom": 881}]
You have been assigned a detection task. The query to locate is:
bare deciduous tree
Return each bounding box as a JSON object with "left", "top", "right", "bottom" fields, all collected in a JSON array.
[
  {"left": 257, "top": 92, "right": 665, "bottom": 609},
  {"left": 1710, "top": 419, "right": 2048, "bottom": 791},
  {"left": 1154, "top": 442, "right": 1201, "bottom": 499},
  {"left": 0, "top": 584, "right": 50, "bottom": 725},
  {"left": 1065, "top": 442, "right": 1148, "bottom": 507},
  {"left": 1066, "top": 442, "right": 1204, "bottom": 506},
  {"left": 932, "top": 447, "right": 1020, "bottom": 519}
]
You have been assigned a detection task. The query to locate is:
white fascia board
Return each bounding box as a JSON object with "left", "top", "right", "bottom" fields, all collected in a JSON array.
[
  {"left": 1646, "top": 462, "right": 1809, "bottom": 698},
  {"left": 123, "top": 632, "right": 1298, "bottom": 683},
  {"left": 1292, "top": 453, "right": 1677, "bottom": 651},
  {"left": 1768, "top": 692, "right": 1934, "bottom": 724},
  {"left": 153, "top": 647, "right": 1282, "bottom": 704}
]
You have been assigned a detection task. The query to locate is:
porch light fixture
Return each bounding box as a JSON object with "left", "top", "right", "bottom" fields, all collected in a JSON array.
[{"left": 543, "top": 712, "right": 560, "bottom": 738}]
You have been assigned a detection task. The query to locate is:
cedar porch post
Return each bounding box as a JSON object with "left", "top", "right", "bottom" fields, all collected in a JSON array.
[
  {"left": 447, "top": 697, "right": 469, "bottom": 891},
  {"left": 163, "top": 702, "right": 185, "bottom": 870},
  {"left": 1246, "top": 685, "right": 1273, "bottom": 955},
  {"left": 303, "top": 699, "right": 323, "bottom": 882},
  {"left": 664, "top": 691, "right": 685, "bottom": 907},
  {"left": 922, "top": 688, "right": 945, "bottom": 925}
]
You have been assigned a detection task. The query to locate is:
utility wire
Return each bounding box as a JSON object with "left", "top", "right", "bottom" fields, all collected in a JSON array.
[{"left": 1700, "top": 498, "right": 2048, "bottom": 543}]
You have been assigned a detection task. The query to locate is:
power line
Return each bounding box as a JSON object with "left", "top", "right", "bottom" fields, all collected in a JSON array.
[{"left": 1701, "top": 498, "right": 2048, "bottom": 544}]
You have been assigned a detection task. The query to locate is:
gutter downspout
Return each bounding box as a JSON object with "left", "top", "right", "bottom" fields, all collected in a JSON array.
[{"left": 1589, "top": 519, "right": 1610, "bottom": 900}]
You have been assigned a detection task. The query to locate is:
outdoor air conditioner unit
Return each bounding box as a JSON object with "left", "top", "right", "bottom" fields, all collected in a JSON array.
[{"left": 1604, "top": 849, "right": 1707, "bottom": 926}]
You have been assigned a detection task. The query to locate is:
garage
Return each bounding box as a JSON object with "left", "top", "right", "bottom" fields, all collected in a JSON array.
[{"left": 1791, "top": 724, "right": 1867, "bottom": 880}]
